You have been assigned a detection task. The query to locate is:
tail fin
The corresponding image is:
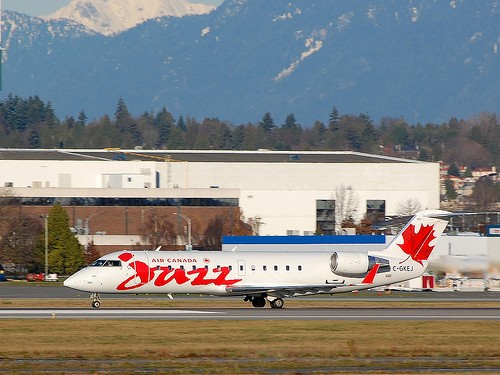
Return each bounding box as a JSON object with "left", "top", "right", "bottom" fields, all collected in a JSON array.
[{"left": 383, "top": 210, "right": 451, "bottom": 264}]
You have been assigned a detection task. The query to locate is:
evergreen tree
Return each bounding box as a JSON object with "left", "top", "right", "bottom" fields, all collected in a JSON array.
[
  {"left": 115, "top": 98, "right": 133, "bottom": 131},
  {"left": 77, "top": 111, "right": 88, "bottom": 126},
  {"left": 155, "top": 108, "right": 175, "bottom": 148},
  {"left": 259, "top": 112, "right": 275, "bottom": 132},
  {"left": 177, "top": 115, "right": 186, "bottom": 132},
  {"left": 328, "top": 106, "right": 340, "bottom": 131},
  {"left": 43, "top": 204, "right": 85, "bottom": 274},
  {"left": 28, "top": 129, "right": 41, "bottom": 148},
  {"left": 444, "top": 178, "right": 457, "bottom": 200},
  {"left": 114, "top": 98, "right": 142, "bottom": 147},
  {"left": 166, "top": 126, "right": 186, "bottom": 149},
  {"left": 282, "top": 113, "right": 299, "bottom": 129},
  {"left": 418, "top": 147, "right": 430, "bottom": 161},
  {"left": 447, "top": 163, "right": 460, "bottom": 177}
]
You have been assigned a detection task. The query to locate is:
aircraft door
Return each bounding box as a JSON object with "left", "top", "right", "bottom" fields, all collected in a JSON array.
[
  {"left": 132, "top": 252, "right": 150, "bottom": 285},
  {"left": 237, "top": 260, "right": 246, "bottom": 276}
]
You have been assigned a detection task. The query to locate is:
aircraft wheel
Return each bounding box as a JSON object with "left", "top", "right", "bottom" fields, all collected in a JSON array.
[
  {"left": 251, "top": 296, "right": 266, "bottom": 308},
  {"left": 92, "top": 300, "right": 101, "bottom": 309},
  {"left": 270, "top": 298, "right": 284, "bottom": 309}
]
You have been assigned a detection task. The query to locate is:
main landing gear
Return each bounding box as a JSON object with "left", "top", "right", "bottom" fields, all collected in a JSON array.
[
  {"left": 90, "top": 293, "right": 102, "bottom": 308},
  {"left": 244, "top": 295, "right": 285, "bottom": 308}
]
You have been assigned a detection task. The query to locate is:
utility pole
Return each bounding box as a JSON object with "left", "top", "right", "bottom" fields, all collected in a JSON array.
[
  {"left": 175, "top": 212, "right": 192, "bottom": 251},
  {"left": 41, "top": 214, "right": 49, "bottom": 276}
]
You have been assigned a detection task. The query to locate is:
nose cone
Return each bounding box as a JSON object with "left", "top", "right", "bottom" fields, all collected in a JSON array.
[
  {"left": 63, "top": 269, "right": 94, "bottom": 292},
  {"left": 63, "top": 274, "right": 74, "bottom": 288}
]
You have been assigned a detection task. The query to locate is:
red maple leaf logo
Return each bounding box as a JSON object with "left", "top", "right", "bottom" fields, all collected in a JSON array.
[{"left": 398, "top": 224, "right": 436, "bottom": 265}]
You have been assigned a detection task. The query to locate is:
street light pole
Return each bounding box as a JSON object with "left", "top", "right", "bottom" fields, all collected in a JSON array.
[
  {"left": 175, "top": 213, "right": 192, "bottom": 251},
  {"left": 41, "top": 214, "right": 49, "bottom": 276},
  {"left": 85, "top": 212, "right": 103, "bottom": 250}
]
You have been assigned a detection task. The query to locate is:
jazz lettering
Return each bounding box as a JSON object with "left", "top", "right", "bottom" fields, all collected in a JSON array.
[{"left": 116, "top": 253, "right": 242, "bottom": 291}]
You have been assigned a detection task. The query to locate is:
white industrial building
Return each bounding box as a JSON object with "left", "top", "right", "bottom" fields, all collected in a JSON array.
[{"left": 0, "top": 149, "right": 440, "bottom": 236}]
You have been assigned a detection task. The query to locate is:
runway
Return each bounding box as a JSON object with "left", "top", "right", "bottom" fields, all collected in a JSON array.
[
  {"left": 1, "top": 307, "right": 499, "bottom": 320},
  {"left": 1, "top": 284, "right": 500, "bottom": 320}
]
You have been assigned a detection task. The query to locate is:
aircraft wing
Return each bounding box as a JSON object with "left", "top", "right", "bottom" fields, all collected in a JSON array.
[
  {"left": 225, "top": 265, "right": 381, "bottom": 298},
  {"left": 225, "top": 282, "right": 349, "bottom": 298}
]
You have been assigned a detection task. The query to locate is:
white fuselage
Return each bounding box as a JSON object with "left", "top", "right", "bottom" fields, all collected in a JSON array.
[{"left": 64, "top": 249, "right": 426, "bottom": 296}]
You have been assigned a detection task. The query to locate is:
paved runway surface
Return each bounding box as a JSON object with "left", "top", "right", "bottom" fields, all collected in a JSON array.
[
  {"left": 1, "top": 284, "right": 500, "bottom": 300},
  {"left": 1, "top": 284, "right": 500, "bottom": 320},
  {"left": 1, "top": 307, "right": 499, "bottom": 320}
]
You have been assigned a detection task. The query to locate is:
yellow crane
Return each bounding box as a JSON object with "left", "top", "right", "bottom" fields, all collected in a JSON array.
[{"left": 104, "top": 148, "right": 187, "bottom": 188}]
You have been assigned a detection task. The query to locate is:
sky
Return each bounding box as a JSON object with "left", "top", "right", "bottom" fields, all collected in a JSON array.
[{"left": 2, "top": 0, "right": 223, "bottom": 17}]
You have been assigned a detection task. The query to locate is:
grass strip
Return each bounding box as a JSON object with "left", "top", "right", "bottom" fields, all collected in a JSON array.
[{"left": 0, "top": 320, "right": 499, "bottom": 374}]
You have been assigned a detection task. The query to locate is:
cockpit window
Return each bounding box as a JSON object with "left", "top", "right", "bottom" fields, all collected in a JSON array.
[
  {"left": 104, "top": 260, "right": 122, "bottom": 267},
  {"left": 89, "top": 259, "right": 106, "bottom": 267},
  {"left": 89, "top": 259, "right": 122, "bottom": 267}
]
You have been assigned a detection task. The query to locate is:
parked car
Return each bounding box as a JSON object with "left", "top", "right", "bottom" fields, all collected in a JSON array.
[
  {"left": 45, "top": 274, "right": 59, "bottom": 282},
  {"left": 26, "top": 273, "right": 45, "bottom": 282},
  {"left": 26, "top": 273, "right": 59, "bottom": 282}
]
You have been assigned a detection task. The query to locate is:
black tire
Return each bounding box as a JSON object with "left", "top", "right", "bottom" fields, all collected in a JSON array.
[
  {"left": 251, "top": 296, "right": 266, "bottom": 308},
  {"left": 92, "top": 300, "right": 101, "bottom": 309},
  {"left": 270, "top": 298, "right": 284, "bottom": 309}
]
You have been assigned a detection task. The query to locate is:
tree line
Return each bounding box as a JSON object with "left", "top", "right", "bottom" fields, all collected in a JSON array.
[
  {"left": 0, "top": 94, "right": 499, "bottom": 273},
  {"left": 0, "top": 95, "right": 499, "bottom": 169}
]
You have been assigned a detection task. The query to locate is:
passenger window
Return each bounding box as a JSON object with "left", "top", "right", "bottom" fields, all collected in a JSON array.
[
  {"left": 263, "top": 265, "right": 267, "bottom": 271},
  {"left": 298, "top": 265, "right": 302, "bottom": 271},
  {"left": 180, "top": 265, "right": 185, "bottom": 271},
  {"left": 239, "top": 265, "right": 244, "bottom": 271},
  {"left": 251, "top": 265, "right": 256, "bottom": 271},
  {"left": 192, "top": 265, "right": 196, "bottom": 271},
  {"left": 229, "top": 265, "right": 232, "bottom": 271},
  {"left": 274, "top": 265, "right": 278, "bottom": 271},
  {"left": 205, "top": 265, "right": 209, "bottom": 270},
  {"left": 286, "top": 265, "right": 290, "bottom": 271},
  {"left": 168, "top": 265, "right": 172, "bottom": 271}
]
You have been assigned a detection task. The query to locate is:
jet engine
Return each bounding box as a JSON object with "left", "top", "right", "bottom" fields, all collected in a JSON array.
[{"left": 330, "top": 252, "right": 389, "bottom": 277}]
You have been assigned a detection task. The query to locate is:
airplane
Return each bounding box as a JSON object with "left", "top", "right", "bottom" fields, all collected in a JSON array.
[{"left": 64, "top": 210, "right": 452, "bottom": 308}]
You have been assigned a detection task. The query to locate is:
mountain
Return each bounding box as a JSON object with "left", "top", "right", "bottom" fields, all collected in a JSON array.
[
  {"left": 44, "top": 0, "right": 216, "bottom": 35},
  {"left": 1, "top": 0, "right": 500, "bottom": 126}
]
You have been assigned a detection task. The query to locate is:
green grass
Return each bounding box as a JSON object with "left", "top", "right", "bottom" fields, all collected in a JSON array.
[
  {"left": 0, "top": 318, "right": 499, "bottom": 374},
  {"left": 1, "top": 288, "right": 499, "bottom": 373}
]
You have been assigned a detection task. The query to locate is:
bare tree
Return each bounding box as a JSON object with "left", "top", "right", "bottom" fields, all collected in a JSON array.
[
  {"left": 84, "top": 239, "right": 100, "bottom": 265},
  {"left": 334, "top": 185, "right": 359, "bottom": 232},
  {"left": 469, "top": 177, "right": 499, "bottom": 211},
  {"left": 0, "top": 214, "right": 43, "bottom": 273},
  {"left": 397, "top": 198, "right": 423, "bottom": 216},
  {"left": 0, "top": 189, "right": 44, "bottom": 273},
  {"left": 202, "top": 216, "right": 225, "bottom": 251},
  {"left": 139, "top": 210, "right": 176, "bottom": 249},
  {"left": 201, "top": 210, "right": 253, "bottom": 251}
]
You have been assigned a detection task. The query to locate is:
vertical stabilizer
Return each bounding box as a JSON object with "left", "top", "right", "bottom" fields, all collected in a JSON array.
[{"left": 382, "top": 210, "right": 451, "bottom": 264}]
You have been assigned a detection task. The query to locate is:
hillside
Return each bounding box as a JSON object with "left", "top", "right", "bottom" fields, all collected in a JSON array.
[{"left": 1, "top": 0, "right": 499, "bottom": 125}]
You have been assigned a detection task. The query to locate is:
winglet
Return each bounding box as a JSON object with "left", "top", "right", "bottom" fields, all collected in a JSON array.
[{"left": 362, "top": 264, "right": 380, "bottom": 284}]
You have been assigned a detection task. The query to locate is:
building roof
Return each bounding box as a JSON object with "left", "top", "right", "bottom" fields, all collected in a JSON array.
[{"left": 0, "top": 149, "right": 423, "bottom": 164}]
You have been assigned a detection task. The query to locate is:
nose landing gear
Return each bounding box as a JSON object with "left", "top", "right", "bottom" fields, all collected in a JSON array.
[{"left": 90, "top": 293, "right": 102, "bottom": 308}]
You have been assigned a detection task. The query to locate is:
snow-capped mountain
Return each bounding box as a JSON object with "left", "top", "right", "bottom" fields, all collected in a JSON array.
[
  {"left": 2, "top": 0, "right": 500, "bottom": 126},
  {"left": 45, "top": 0, "right": 215, "bottom": 35}
]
